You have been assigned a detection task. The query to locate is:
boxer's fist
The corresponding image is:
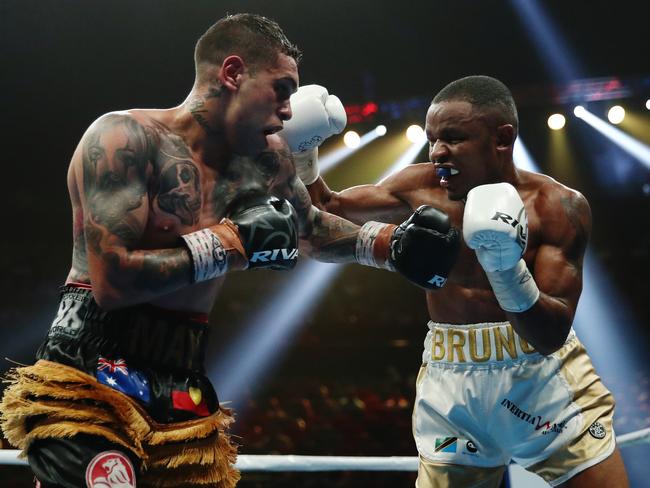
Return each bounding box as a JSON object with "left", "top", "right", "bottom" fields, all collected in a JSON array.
[
  {"left": 463, "top": 183, "right": 528, "bottom": 272},
  {"left": 279, "top": 84, "right": 347, "bottom": 184},
  {"left": 390, "top": 206, "right": 460, "bottom": 289},
  {"left": 227, "top": 193, "right": 299, "bottom": 270}
]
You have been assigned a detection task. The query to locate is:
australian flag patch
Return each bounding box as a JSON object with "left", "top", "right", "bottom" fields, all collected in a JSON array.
[{"left": 96, "top": 357, "right": 151, "bottom": 404}]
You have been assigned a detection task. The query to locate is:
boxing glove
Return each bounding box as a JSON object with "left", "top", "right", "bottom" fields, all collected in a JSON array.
[
  {"left": 181, "top": 193, "right": 299, "bottom": 282},
  {"left": 279, "top": 84, "right": 347, "bottom": 184},
  {"left": 226, "top": 193, "right": 299, "bottom": 270},
  {"left": 355, "top": 207, "right": 460, "bottom": 290},
  {"left": 463, "top": 183, "right": 539, "bottom": 312}
]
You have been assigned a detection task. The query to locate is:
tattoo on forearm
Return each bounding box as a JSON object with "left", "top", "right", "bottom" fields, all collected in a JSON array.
[
  {"left": 131, "top": 248, "right": 193, "bottom": 290},
  {"left": 306, "top": 210, "right": 359, "bottom": 262}
]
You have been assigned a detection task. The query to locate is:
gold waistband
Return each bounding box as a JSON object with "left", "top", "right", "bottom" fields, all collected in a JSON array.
[{"left": 424, "top": 321, "right": 549, "bottom": 364}]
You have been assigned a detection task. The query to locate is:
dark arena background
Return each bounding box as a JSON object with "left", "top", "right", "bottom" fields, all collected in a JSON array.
[{"left": 2, "top": 1, "right": 649, "bottom": 486}]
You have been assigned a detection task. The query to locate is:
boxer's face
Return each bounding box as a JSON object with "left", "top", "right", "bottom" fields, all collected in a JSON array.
[
  {"left": 426, "top": 100, "right": 501, "bottom": 201},
  {"left": 227, "top": 53, "right": 298, "bottom": 157}
]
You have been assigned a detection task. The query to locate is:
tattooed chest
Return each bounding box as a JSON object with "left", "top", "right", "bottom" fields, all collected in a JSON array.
[{"left": 146, "top": 138, "right": 281, "bottom": 238}]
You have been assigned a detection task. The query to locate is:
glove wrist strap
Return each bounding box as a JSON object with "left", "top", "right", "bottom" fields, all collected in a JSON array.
[
  {"left": 293, "top": 148, "right": 320, "bottom": 185},
  {"left": 486, "top": 259, "right": 540, "bottom": 312},
  {"left": 355, "top": 221, "right": 396, "bottom": 271},
  {"left": 181, "top": 220, "right": 247, "bottom": 282}
]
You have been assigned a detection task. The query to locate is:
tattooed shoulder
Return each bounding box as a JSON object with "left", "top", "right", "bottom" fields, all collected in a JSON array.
[{"left": 82, "top": 113, "right": 152, "bottom": 242}]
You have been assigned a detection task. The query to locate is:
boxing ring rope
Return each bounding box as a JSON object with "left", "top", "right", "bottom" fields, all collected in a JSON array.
[{"left": 0, "top": 427, "right": 648, "bottom": 470}]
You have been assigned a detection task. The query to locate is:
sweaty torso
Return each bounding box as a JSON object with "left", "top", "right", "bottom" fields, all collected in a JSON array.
[
  {"left": 393, "top": 164, "right": 559, "bottom": 324},
  {"left": 66, "top": 109, "right": 291, "bottom": 312}
]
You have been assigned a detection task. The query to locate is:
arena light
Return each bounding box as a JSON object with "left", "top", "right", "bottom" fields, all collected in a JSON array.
[
  {"left": 509, "top": 0, "right": 582, "bottom": 83},
  {"left": 405, "top": 124, "right": 425, "bottom": 143},
  {"left": 547, "top": 113, "right": 566, "bottom": 130},
  {"left": 512, "top": 138, "right": 537, "bottom": 172},
  {"left": 343, "top": 130, "right": 361, "bottom": 148},
  {"left": 319, "top": 128, "right": 385, "bottom": 173},
  {"left": 573, "top": 106, "right": 650, "bottom": 167},
  {"left": 607, "top": 105, "right": 625, "bottom": 124},
  {"left": 646, "top": 99, "right": 650, "bottom": 110},
  {"left": 375, "top": 125, "right": 387, "bottom": 136},
  {"left": 574, "top": 105, "right": 586, "bottom": 118},
  {"left": 209, "top": 260, "right": 342, "bottom": 408}
]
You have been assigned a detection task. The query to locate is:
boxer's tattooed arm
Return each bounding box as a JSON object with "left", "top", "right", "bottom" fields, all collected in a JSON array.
[
  {"left": 304, "top": 209, "right": 359, "bottom": 262},
  {"left": 81, "top": 114, "right": 193, "bottom": 307},
  {"left": 290, "top": 177, "right": 359, "bottom": 262}
]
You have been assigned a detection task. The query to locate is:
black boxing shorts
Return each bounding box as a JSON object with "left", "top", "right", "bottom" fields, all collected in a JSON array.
[{"left": 0, "top": 285, "right": 240, "bottom": 487}]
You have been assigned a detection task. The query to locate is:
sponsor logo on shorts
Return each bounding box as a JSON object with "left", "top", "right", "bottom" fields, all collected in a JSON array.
[
  {"left": 465, "top": 440, "right": 478, "bottom": 453},
  {"left": 434, "top": 437, "right": 479, "bottom": 457},
  {"left": 85, "top": 450, "right": 136, "bottom": 487},
  {"left": 434, "top": 437, "right": 457, "bottom": 453},
  {"left": 588, "top": 421, "right": 607, "bottom": 439},
  {"left": 500, "top": 398, "right": 567, "bottom": 435}
]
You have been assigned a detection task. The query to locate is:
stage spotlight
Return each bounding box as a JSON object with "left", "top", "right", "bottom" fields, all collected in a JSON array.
[
  {"left": 343, "top": 130, "right": 361, "bottom": 148},
  {"left": 210, "top": 136, "right": 428, "bottom": 408},
  {"left": 646, "top": 99, "right": 650, "bottom": 110},
  {"left": 574, "top": 106, "right": 650, "bottom": 167},
  {"left": 320, "top": 128, "right": 384, "bottom": 173},
  {"left": 547, "top": 113, "right": 566, "bottom": 130},
  {"left": 375, "top": 125, "right": 387, "bottom": 136},
  {"left": 574, "top": 105, "right": 586, "bottom": 118},
  {"left": 608, "top": 105, "right": 625, "bottom": 124},
  {"left": 406, "top": 124, "right": 425, "bottom": 143}
]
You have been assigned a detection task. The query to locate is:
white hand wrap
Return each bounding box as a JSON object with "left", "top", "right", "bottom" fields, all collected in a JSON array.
[
  {"left": 355, "top": 221, "right": 396, "bottom": 271},
  {"left": 181, "top": 229, "right": 229, "bottom": 282},
  {"left": 486, "top": 259, "right": 540, "bottom": 312}
]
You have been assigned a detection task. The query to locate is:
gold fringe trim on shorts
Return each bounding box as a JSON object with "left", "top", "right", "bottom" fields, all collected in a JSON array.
[{"left": 0, "top": 360, "right": 240, "bottom": 487}]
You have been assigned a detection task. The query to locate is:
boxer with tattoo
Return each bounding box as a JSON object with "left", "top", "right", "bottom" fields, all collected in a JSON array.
[
  {"left": 0, "top": 15, "right": 459, "bottom": 487},
  {"left": 302, "top": 76, "right": 628, "bottom": 487}
]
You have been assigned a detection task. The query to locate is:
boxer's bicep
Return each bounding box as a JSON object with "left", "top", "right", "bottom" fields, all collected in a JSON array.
[
  {"left": 530, "top": 190, "right": 591, "bottom": 318},
  {"left": 81, "top": 114, "right": 150, "bottom": 251},
  {"left": 78, "top": 115, "right": 192, "bottom": 308}
]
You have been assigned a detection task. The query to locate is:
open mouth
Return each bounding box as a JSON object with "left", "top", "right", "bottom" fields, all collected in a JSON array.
[
  {"left": 263, "top": 126, "right": 283, "bottom": 136},
  {"left": 435, "top": 166, "right": 460, "bottom": 178}
]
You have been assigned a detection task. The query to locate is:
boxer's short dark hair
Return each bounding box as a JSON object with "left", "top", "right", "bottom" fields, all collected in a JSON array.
[
  {"left": 194, "top": 13, "right": 301, "bottom": 81},
  {"left": 433, "top": 75, "right": 519, "bottom": 132}
]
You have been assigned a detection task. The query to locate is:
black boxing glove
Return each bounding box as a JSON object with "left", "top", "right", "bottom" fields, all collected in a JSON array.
[
  {"left": 390, "top": 206, "right": 460, "bottom": 289},
  {"left": 354, "top": 206, "right": 460, "bottom": 289},
  {"left": 227, "top": 192, "right": 299, "bottom": 270}
]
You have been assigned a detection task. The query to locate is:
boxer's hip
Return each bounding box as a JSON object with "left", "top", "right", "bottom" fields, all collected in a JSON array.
[
  {"left": 36, "top": 285, "right": 217, "bottom": 423},
  {"left": 413, "top": 321, "right": 615, "bottom": 479}
]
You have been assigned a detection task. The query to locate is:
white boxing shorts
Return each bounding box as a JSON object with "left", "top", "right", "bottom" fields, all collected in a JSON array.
[{"left": 413, "top": 321, "right": 616, "bottom": 487}]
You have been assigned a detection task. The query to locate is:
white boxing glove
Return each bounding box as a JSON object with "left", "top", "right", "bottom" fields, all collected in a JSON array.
[
  {"left": 279, "top": 84, "right": 347, "bottom": 185},
  {"left": 463, "top": 183, "right": 539, "bottom": 312}
]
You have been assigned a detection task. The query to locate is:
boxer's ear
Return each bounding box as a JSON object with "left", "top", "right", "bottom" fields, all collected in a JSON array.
[
  {"left": 220, "top": 56, "right": 245, "bottom": 92},
  {"left": 495, "top": 124, "right": 515, "bottom": 152}
]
